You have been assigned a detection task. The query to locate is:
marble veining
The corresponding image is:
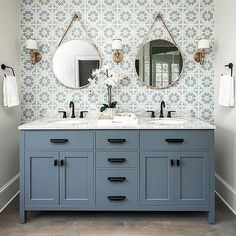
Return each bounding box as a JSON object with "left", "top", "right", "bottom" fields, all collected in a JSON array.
[{"left": 19, "top": 117, "right": 216, "bottom": 130}]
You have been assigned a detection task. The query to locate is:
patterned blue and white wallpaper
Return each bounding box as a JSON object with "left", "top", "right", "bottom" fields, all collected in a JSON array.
[{"left": 20, "top": 0, "right": 214, "bottom": 122}]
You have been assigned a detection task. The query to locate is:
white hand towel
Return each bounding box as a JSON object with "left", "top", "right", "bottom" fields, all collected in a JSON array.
[
  {"left": 218, "top": 75, "right": 235, "bottom": 107},
  {"left": 3, "top": 75, "right": 20, "bottom": 107}
]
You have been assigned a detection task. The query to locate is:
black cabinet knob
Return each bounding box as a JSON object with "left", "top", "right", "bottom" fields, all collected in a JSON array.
[
  {"left": 54, "top": 160, "right": 58, "bottom": 166},
  {"left": 60, "top": 160, "right": 64, "bottom": 166},
  {"left": 177, "top": 159, "right": 180, "bottom": 166}
]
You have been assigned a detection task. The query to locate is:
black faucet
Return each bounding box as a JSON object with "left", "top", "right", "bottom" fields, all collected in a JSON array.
[
  {"left": 69, "top": 101, "right": 75, "bottom": 118},
  {"left": 159, "top": 101, "right": 165, "bottom": 118}
]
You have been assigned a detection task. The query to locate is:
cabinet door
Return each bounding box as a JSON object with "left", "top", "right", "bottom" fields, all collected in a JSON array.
[
  {"left": 175, "top": 152, "right": 209, "bottom": 206},
  {"left": 60, "top": 152, "right": 94, "bottom": 206},
  {"left": 25, "top": 152, "right": 59, "bottom": 205},
  {"left": 140, "top": 152, "right": 175, "bottom": 205}
]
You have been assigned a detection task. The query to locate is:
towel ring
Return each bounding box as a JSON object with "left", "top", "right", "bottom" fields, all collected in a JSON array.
[
  {"left": 225, "top": 63, "right": 233, "bottom": 77},
  {"left": 1, "top": 64, "right": 15, "bottom": 77}
]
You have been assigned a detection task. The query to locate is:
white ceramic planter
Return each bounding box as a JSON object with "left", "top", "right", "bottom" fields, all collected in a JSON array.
[{"left": 101, "top": 108, "right": 116, "bottom": 119}]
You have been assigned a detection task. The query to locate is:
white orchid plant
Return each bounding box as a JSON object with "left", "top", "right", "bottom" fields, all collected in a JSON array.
[{"left": 88, "top": 66, "right": 128, "bottom": 112}]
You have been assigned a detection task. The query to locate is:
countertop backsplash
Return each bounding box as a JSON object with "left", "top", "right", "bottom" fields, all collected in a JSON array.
[{"left": 20, "top": 0, "right": 214, "bottom": 123}]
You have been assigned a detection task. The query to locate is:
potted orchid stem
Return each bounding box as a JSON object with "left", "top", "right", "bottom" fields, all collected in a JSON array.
[
  {"left": 89, "top": 66, "right": 127, "bottom": 118},
  {"left": 100, "top": 69, "right": 117, "bottom": 113}
]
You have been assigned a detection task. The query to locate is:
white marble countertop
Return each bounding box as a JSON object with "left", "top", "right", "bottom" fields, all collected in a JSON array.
[{"left": 19, "top": 117, "right": 216, "bottom": 130}]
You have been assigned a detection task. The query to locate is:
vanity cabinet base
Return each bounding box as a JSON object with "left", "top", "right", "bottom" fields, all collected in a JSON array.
[
  {"left": 20, "top": 130, "right": 215, "bottom": 224},
  {"left": 19, "top": 207, "right": 215, "bottom": 224}
]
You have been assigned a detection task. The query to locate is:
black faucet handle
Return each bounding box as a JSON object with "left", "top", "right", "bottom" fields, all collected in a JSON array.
[
  {"left": 58, "top": 111, "right": 67, "bottom": 118},
  {"left": 147, "top": 111, "right": 155, "bottom": 118},
  {"left": 167, "top": 111, "right": 176, "bottom": 118},
  {"left": 80, "top": 111, "right": 88, "bottom": 118}
]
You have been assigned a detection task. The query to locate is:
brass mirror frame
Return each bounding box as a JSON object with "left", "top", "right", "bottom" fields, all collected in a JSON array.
[
  {"left": 134, "top": 38, "right": 184, "bottom": 90},
  {"left": 52, "top": 39, "right": 102, "bottom": 89}
]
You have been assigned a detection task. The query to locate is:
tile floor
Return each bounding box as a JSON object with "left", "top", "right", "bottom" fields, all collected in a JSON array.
[{"left": 0, "top": 196, "right": 235, "bottom": 236}]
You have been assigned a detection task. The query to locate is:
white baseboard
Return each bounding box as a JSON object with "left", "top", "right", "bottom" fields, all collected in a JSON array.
[
  {"left": 0, "top": 173, "right": 19, "bottom": 213},
  {"left": 215, "top": 172, "right": 236, "bottom": 215},
  {"left": 215, "top": 191, "right": 236, "bottom": 215}
]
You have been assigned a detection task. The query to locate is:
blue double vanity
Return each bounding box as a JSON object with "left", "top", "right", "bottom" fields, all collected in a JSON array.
[{"left": 19, "top": 118, "right": 215, "bottom": 224}]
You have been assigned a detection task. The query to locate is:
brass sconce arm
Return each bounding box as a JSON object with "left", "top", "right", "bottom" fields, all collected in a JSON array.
[
  {"left": 26, "top": 39, "right": 42, "bottom": 65},
  {"left": 194, "top": 49, "right": 206, "bottom": 65},
  {"left": 29, "top": 49, "right": 42, "bottom": 65},
  {"left": 194, "top": 38, "right": 210, "bottom": 65},
  {"left": 113, "top": 49, "right": 123, "bottom": 64},
  {"left": 112, "top": 38, "right": 123, "bottom": 64}
]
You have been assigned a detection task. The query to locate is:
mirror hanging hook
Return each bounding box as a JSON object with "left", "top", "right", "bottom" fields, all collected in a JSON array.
[
  {"left": 74, "top": 12, "right": 81, "bottom": 21},
  {"left": 155, "top": 12, "right": 163, "bottom": 21}
]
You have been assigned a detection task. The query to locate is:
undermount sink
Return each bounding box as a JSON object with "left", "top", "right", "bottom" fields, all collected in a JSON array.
[
  {"left": 148, "top": 118, "right": 187, "bottom": 125},
  {"left": 47, "top": 119, "right": 88, "bottom": 125}
]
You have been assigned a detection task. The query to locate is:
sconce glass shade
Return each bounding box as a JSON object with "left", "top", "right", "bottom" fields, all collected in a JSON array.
[
  {"left": 112, "top": 39, "right": 122, "bottom": 50},
  {"left": 26, "top": 39, "right": 38, "bottom": 50},
  {"left": 197, "top": 38, "right": 210, "bottom": 50}
]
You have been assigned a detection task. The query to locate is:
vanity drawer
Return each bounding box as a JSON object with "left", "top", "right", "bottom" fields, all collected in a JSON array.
[
  {"left": 96, "top": 131, "right": 138, "bottom": 150},
  {"left": 96, "top": 169, "right": 137, "bottom": 188},
  {"left": 96, "top": 189, "right": 137, "bottom": 206},
  {"left": 140, "top": 130, "right": 210, "bottom": 151},
  {"left": 96, "top": 152, "right": 138, "bottom": 168},
  {"left": 25, "top": 131, "right": 93, "bottom": 150}
]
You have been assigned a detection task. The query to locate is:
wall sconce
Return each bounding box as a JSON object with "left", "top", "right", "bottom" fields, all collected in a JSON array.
[
  {"left": 112, "top": 38, "right": 123, "bottom": 64},
  {"left": 194, "top": 38, "right": 210, "bottom": 65},
  {"left": 26, "top": 39, "right": 42, "bottom": 64}
]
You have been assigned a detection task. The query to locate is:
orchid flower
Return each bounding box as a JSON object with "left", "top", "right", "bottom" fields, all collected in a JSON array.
[{"left": 89, "top": 65, "right": 128, "bottom": 112}]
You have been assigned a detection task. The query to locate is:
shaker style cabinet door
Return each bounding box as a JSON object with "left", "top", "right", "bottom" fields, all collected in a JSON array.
[
  {"left": 25, "top": 152, "right": 59, "bottom": 206},
  {"left": 174, "top": 152, "right": 210, "bottom": 206},
  {"left": 140, "top": 152, "right": 175, "bottom": 206},
  {"left": 59, "top": 152, "right": 94, "bottom": 206}
]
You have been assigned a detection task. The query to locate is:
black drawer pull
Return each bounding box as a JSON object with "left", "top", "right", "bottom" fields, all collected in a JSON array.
[
  {"left": 165, "top": 139, "right": 184, "bottom": 143},
  {"left": 108, "top": 139, "right": 126, "bottom": 144},
  {"left": 108, "top": 196, "right": 126, "bottom": 201},
  {"left": 108, "top": 158, "right": 126, "bottom": 163},
  {"left": 60, "top": 160, "right": 64, "bottom": 166},
  {"left": 50, "top": 139, "right": 68, "bottom": 144},
  {"left": 108, "top": 177, "right": 126, "bottom": 182},
  {"left": 170, "top": 159, "right": 174, "bottom": 166}
]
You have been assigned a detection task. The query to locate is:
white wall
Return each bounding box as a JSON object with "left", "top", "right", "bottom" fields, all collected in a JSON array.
[
  {"left": 0, "top": 0, "right": 21, "bottom": 212},
  {"left": 215, "top": 0, "right": 236, "bottom": 214}
]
